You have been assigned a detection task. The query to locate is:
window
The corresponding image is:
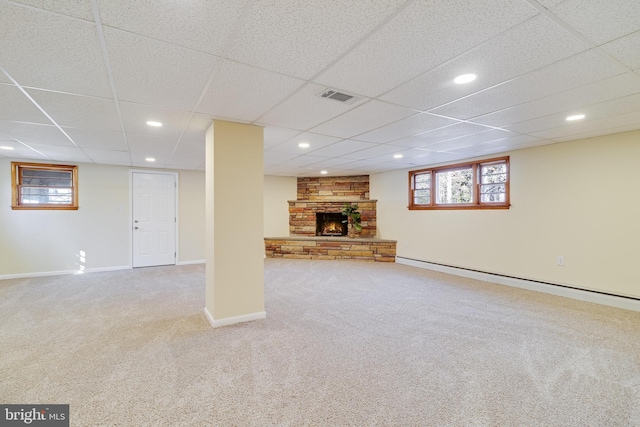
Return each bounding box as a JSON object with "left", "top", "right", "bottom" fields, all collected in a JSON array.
[
  {"left": 409, "top": 157, "right": 509, "bottom": 210},
  {"left": 11, "top": 162, "right": 78, "bottom": 210}
]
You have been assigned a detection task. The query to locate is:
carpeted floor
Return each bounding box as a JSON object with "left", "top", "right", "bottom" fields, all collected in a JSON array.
[{"left": 1, "top": 258, "right": 640, "bottom": 426}]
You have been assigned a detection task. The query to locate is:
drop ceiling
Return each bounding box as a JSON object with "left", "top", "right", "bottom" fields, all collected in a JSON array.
[{"left": 1, "top": 0, "right": 639, "bottom": 176}]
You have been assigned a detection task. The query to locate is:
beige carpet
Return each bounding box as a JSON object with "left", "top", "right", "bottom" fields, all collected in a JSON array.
[{"left": 1, "top": 259, "right": 640, "bottom": 426}]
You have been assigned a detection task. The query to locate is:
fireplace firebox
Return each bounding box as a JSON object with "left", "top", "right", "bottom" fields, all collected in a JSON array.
[{"left": 316, "top": 213, "right": 347, "bottom": 236}]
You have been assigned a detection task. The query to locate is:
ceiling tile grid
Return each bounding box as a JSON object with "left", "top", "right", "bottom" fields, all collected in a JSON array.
[
  {"left": 471, "top": 72, "right": 640, "bottom": 128},
  {"left": 104, "top": 27, "right": 219, "bottom": 111},
  {"left": 226, "top": 0, "right": 411, "bottom": 80},
  {"left": 426, "top": 49, "right": 624, "bottom": 121},
  {"left": 315, "top": 0, "right": 539, "bottom": 97},
  {"left": 97, "top": 0, "right": 247, "bottom": 56},
  {"left": 0, "top": 3, "right": 112, "bottom": 97},
  {"left": 197, "top": 60, "right": 305, "bottom": 122},
  {"left": 1, "top": 0, "right": 639, "bottom": 175}
]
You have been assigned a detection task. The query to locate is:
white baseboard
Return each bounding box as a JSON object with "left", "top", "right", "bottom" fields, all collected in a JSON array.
[
  {"left": 396, "top": 257, "right": 640, "bottom": 313},
  {"left": 0, "top": 265, "right": 131, "bottom": 280},
  {"left": 177, "top": 260, "right": 205, "bottom": 266},
  {"left": 204, "top": 308, "right": 267, "bottom": 328}
]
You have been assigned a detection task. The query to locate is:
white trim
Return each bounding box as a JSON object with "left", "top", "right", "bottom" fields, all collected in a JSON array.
[
  {"left": 177, "top": 260, "right": 205, "bottom": 266},
  {"left": 129, "top": 169, "right": 179, "bottom": 268},
  {"left": 396, "top": 257, "right": 640, "bottom": 313},
  {"left": 204, "top": 308, "right": 266, "bottom": 328},
  {"left": 0, "top": 265, "right": 131, "bottom": 281}
]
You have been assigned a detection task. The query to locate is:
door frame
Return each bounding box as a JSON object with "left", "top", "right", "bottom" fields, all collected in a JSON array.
[{"left": 128, "top": 169, "right": 179, "bottom": 268}]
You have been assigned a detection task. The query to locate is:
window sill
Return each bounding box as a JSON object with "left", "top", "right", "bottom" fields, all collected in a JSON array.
[{"left": 408, "top": 204, "right": 510, "bottom": 210}]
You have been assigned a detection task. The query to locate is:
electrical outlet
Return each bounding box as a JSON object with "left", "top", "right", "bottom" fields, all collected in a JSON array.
[{"left": 557, "top": 256, "right": 565, "bottom": 266}]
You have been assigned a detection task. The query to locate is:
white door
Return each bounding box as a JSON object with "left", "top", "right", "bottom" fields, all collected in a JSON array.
[{"left": 132, "top": 172, "right": 176, "bottom": 268}]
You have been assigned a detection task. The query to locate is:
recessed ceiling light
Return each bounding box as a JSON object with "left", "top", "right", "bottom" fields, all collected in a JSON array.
[
  {"left": 146, "top": 121, "right": 162, "bottom": 127},
  {"left": 320, "top": 170, "right": 328, "bottom": 175},
  {"left": 298, "top": 142, "right": 310, "bottom": 148},
  {"left": 0, "top": 146, "right": 15, "bottom": 150},
  {"left": 566, "top": 114, "right": 585, "bottom": 121},
  {"left": 454, "top": 73, "right": 477, "bottom": 84},
  {"left": 393, "top": 154, "right": 403, "bottom": 159},
  {"left": 145, "top": 157, "right": 156, "bottom": 162}
]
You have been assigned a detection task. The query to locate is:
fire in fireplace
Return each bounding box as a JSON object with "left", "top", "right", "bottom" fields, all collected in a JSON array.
[{"left": 316, "top": 212, "right": 347, "bottom": 236}]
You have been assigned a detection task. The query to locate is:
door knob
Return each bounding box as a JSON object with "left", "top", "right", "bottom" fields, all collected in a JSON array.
[{"left": 134, "top": 226, "right": 139, "bottom": 230}]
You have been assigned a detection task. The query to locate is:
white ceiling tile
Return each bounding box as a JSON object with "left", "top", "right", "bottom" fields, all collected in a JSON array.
[
  {"left": 336, "top": 158, "right": 388, "bottom": 170},
  {"left": 26, "top": 144, "right": 92, "bottom": 162},
  {"left": 197, "top": 60, "right": 304, "bottom": 122},
  {"left": 181, "top": 113, "right": 213, "bottom": 144},
  {"left": 341, "top": 143, "right": 404, "bottom": 160},
  {"left": 316, "top": 0, "right": 538, "bottom": 97},
  {"left": 535, "top": 0, "right": 564, "bottom": 8},
  {"left": 507, "top": 92, "right": 640, "bottom": 135},
  {"left": 355, "top": 113, "right": 459, "bottom": 143},
  {"left": 305, "top": 140, "right": 377, "bottom": 158},
  {"left": 551, "top": 123, "right": 640, "bottom": 143},
  {"left": 309, "top": 100, "right": 418, "bottom": 139},
  {"left": 0, "top": 3, "right": 112, "bottom": 97},
  {"left": 172, "top": 138, "right": 205, "bottom": 159},
  {"left": 98, "top": 0, "right": 245, "bottom": 56},
  {"left": 119, "top": 102, "right": 192, "bottom": 140},
  {"left": 258, "top": 84, "right": 363, "bottom": 131},
  {"left": 530, "top": 110, "right": 640, "bottom": 141},
  {"left": 263, "top": 150, "right": 300, "bottom": 166},
  {"left": 280, "top": 155, "right": 329, "bottom": 168},
  {"left": 270, "top": 133, "right": 341, "bottom": 154},
  {"left": 63, "top": 128, "right": 127, "bottom": 150},
  {"left": 0, "top": 85, "right": 50, "bottom": 124},
  {"left": 303, "top": 157, "right": 359, "bottom": 169},
  {"left": 130, "top": 152, "right": 171, "bottom": 166},
  {"left": 126, "top": 133, "right": 177, "bottom": 156},
  {"left": 425, "top": 49, "right": 622, "bottom": 119},
  {"left": 227, "top": 0, "right": 409, "bottom": 79},
  {"left": 383, "top": 15, "right": 593, "bottom": 112},
  {"left": 9, "top": 0, "right": 94, "bottom": 20},
  {"left": 601, "top": 31, "right": 640, "bottom": 70},
  {"left": 533, "top": 111, "right": 640, "bottom": 141},
  {"left": 0, "top": 121, "right": 73, "bottom": 146},
  {"left": 426, "top": 129, "right": 515, "bottom": 147},
  {"left": 27, "top": 89, "right": 121, "bottom": 131},
  {"left": 263, "top": 126, "right": 302, "bottom": 148},
  {"left": 105, "top": 27, "right": 218, "bottom": 111},
  {"left": 0, "top": 141, "right": 48, "bottom": 159},
  {"left": 548, "top": 0, "right": 640, "bottom": 45},
  {"left": 454, "top": 134, "right": 542, "bottom": 154},
  {"left": 386, "top": 122, "right": 489, "bottom": 148},
  {"left": 473, "top": 73, "right": 640, "bottom": 128},
  {"left": 83, "top": 148, "right": 131, "bottom": 165}
]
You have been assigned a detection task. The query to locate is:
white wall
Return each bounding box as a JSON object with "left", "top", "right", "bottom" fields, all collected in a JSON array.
[
  {"left": 371, "top": 130, "right": 640, "bottom": 299},
  {"left": 264, "top": 175, "right": 296, "bottom": 236},
  {"left": 0, "top": 159, "right": 206, "bottom": 277}
]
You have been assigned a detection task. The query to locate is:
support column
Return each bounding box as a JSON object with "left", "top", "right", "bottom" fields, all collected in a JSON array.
[{"left": 204, "top": 120, "right": 265, "bottom": 327}]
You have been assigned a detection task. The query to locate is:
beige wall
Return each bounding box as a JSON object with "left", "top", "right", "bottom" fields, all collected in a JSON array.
[
  {"left": 0, "top": 159, "right": 206, "bottom": 277},
  {"left": 371, "top": 130, "right": 640, "bottom": 299},
  {"left": 178, "top": 170, "right": 205, "bottom": 262},
  {"left": 264, "top": 175, "right": 296, "bottom": 236}
]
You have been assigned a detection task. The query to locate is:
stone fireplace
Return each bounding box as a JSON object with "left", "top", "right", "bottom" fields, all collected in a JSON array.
[
  {"left": 288, "top": 175, "right": 377, "bottom": 238},
  {"left": 316, "top": 212, "right": 347, "bottom": 236},
  {"left": 264, "top": 174, "right": 396, "bottom": 262}
]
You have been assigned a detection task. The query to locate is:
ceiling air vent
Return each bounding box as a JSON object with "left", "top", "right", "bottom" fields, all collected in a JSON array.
[{"left": 317, "top": 88, "right": 362, "bottom": 105}]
